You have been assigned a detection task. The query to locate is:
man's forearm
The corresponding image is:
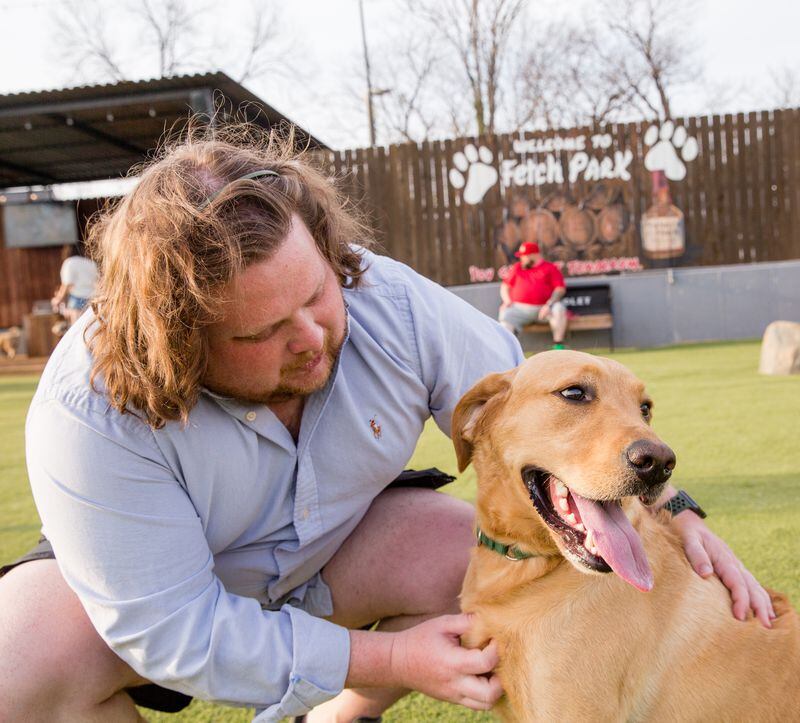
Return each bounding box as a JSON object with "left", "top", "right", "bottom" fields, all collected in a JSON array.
[
  {"left": 345, "top": 629, "right": 400, "bottom": 689},
  {"left": 547, "top": 286, "right": 566, "bottom": 304},
  {"left": 500, "top": 284, "right": 511, "bottom": 305}
]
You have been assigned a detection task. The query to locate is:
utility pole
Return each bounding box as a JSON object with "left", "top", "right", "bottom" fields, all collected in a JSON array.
[{"left": 358, "top": 0, "right": 377, "bottom": 146}]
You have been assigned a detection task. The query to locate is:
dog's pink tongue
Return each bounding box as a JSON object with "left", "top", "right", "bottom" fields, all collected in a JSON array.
[{"left": 570, "top": 492, "right": 653, "bottom": 592}]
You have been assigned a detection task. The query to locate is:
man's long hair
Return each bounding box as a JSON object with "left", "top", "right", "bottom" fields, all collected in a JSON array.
[{"left": 85, "top": 123, "right": 373, "bottom": 429}]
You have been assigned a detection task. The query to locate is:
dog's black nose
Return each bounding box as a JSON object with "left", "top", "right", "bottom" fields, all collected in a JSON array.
[{"left": 626, "top": 439, "right": 676, "bottom": 487}]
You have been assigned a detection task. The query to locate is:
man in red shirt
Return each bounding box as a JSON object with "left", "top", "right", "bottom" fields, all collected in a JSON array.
[{"left": 499, "top": 241, "right": 568, "bottom": 349}]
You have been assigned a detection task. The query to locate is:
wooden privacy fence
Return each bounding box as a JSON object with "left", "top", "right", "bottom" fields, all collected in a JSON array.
[{"left": 314, "top": 108, "right": 800, "bottom": 287}]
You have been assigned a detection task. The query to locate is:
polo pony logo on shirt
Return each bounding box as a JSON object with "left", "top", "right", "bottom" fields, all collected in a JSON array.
[{"left": 369, "top": 416, "right": 382, "bottom": 439}]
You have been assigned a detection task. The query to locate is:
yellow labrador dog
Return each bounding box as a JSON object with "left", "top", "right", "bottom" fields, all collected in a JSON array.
[{"left": 455, "top": 351, "right": 799, "bottom": 722}]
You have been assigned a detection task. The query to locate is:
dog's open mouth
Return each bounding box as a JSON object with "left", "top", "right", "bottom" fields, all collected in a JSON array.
[{"left": 523, "top": 467, "right": 654, "bottom": 592}]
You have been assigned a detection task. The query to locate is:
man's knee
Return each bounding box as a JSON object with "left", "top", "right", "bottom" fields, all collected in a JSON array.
[
  {"left": 380, "top": 488, "right": 474, "bottom": 610},
  {"left": 500, "top": 320, "right": 519, "bottom": 336},
  {"left": 0, "top": 560, "right": 144, "bottom": 718},
  {"left": 324, "top": 488, "right": 476, "bottom": 625}
]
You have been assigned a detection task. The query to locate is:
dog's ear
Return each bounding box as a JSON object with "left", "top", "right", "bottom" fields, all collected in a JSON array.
[{"left": 452, "top": 368, "right": 517, "bottom": 472}]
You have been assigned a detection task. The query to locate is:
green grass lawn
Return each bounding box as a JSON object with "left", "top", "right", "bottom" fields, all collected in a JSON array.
[{"left": 1, "top": 340, "right": 799, "bottom": 722}]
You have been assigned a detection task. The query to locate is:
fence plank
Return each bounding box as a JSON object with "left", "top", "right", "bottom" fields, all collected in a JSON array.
[
  {"left": 789, "top": 109, "right": 800, "bottom": 257},
  {"left": 771, "top": 109, "right": 789, "bottom": 261},
  {"left": 721, "top": 114, "right": 742, "bottom": 263},
  {"left": 762, "top": 110, "right": 777, "bottom": 261},
  {"left": 734, "top": 113, "right": 753, "bottom": 257},
  {"left": 408, "top": 141, "right": 425, "bottom": 275}
]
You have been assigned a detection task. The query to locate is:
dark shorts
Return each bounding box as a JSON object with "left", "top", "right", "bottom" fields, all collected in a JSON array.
[{"left": 0, "top": 467, "right": 455, "bottom": 713}]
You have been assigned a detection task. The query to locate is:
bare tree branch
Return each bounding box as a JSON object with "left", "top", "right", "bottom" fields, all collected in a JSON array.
[
  {"left": 234, "top": 1, "right": 296, "bottom": 84},
  {"left": 50, "top": 0, "right": 293, "bottom": 87},
  {"left": 599, "top": 0, "right": 701, "bottom": 121},
  {"left": 52, "top": 0, "right": 128, "bottom": 83},
  {"left": 767, "top": 65, "right": 800, "bottom": 108},
  {"left": 134, "top": 0, "right": 198, "bottom": 77},
  {"left": 374, "top": 38, "right": 441, "bottom": 142},
  {"left": 405, "top": 0, "right": 526, "bottom": 136}
]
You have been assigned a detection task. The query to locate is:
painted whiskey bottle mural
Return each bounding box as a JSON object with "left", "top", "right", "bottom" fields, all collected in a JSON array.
[{"left": 641, "top": 170, "right": 686, "bottom": 260}]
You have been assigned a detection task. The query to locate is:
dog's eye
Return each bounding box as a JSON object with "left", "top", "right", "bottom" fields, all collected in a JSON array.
[
  {"left": 560, "top": 386, "right": 588, "bottom": 402},
  {"left": 640, "top": 402, "right": 652, "bottom": 419}
]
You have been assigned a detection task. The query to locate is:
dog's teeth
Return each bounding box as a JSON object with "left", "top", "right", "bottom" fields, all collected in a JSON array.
[
  {"left": 576, "top": 522, "right": 586, "bottom": 533},
  {"left": 584, "top": 529, "right": 594, "bottom": 550},
  {"left": 591, "top": 546, "right": 600, "bottom": 556},
  {"left": 566, "top": 513, "right": 577, "bottom": 526},
  {"left": 555, "top": 481, "right": 569, "bottom": 498},
  {"left": 558, "top": 498, "right": 570, "bottom": 513}
]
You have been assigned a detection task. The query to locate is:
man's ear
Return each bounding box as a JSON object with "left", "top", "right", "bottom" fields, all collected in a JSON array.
[{"left": 452, "top": 367, "right": 517, "bottom": 472}]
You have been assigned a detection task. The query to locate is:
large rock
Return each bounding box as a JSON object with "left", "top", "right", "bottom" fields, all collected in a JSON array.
[{"left": 759, "top": 321, "right": 800, "bottom": 375}]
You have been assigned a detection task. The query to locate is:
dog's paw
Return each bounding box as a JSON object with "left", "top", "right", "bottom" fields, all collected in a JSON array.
[
  {"left": 643, "top": 121, "right": 699, "bottom": 181},
  {"left": 449, "top": 144, "right": 498, "bottom": 204}
]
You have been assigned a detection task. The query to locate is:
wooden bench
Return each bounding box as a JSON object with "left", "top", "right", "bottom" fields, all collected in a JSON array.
[{"left": 523, "top": 283, "right": 614, "bottom": 351}]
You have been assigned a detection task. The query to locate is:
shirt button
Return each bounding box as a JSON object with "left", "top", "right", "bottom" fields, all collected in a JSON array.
[
  {"left": 245, "top": 411, "right": 257, "bottom": 422},
  {"left": 302, "top": 508, "right": 310, "bottom": 520}
]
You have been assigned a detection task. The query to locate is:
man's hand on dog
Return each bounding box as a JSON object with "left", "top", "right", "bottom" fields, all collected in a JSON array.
[
  {"left": 672, "top": 510, "right": 777, "bottom": 628},
  {"left": 390, "top": 614, "right": 503, "bottom": 710},
  {"left": 347, "top": 614, "right": 503, "bottom": 710}
]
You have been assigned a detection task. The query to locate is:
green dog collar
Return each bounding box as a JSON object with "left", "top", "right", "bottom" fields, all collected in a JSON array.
[{"left": 476, "top": 527, "right": 538, "bottom": 561}]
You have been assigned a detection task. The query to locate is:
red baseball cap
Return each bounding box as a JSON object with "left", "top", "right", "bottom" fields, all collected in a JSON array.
[{"left": 515, "top": 241, "right": 540, "bottom": 257}]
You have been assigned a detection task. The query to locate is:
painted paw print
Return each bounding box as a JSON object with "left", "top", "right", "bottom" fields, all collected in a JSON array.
[
  {"left": 643, "top": 121, "right": 699, "bottom": 181},
  {"left": 449, "top": 144, "right": 498, "bottom": 204}
]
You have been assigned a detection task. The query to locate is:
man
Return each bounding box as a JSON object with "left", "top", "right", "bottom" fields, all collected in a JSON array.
[
  {"left": 0, "top": 130, "right": 775, "bottom": 723},
  {"left": 499, "top": 240, "right": 568, "bottom": 349},
  {"left": 51, "top": 245, "right": 100, "bottom": 326}
]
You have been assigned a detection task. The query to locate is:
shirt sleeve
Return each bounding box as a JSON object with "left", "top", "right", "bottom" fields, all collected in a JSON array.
[
  {"left": 59, "top": 258, "right": 75, "bottom": 286},
  {"left": 400, "top": 268, "right": 524, "bottom": 437},
  {"left": 504, "top": 263, "right": 518, "bottom": 288},
  {"left": 25, "top": 396, "right": 350, "bottom": 717},
  {"left": 550, "top": 263, "right": 566, "bottom": 289}
]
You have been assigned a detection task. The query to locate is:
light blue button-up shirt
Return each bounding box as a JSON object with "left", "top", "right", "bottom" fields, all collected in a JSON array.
[{"left": 26, "top": 249, "right": 523, "bottom": 720}]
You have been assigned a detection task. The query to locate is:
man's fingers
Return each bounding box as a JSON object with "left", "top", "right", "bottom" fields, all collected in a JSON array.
[
  {"left": 456, "top": 672, "right": 504, "bottom": 709},
  {"left": 742, "top": 569, "right": 774, "bottom": 627},
  {"left": 676, "top": 515, "right": 776, "bottom": 627},
  {"left": 485, "top": 672, "right": 504, "bottom": 699},
  {"left": 456, "top": 640, "right": 499, "bottom": 674},
  {"left": 713, "top": 558, "right": 749, "bottom": 620},
  {"left": 481, "top": 639, "right": 499, "bottom": 669},
  {"left": 439, "top": 613, "right": 474, "bottom": 637},
  {"left": 459, "top": 696, "right": 495, "bottom": 711},
  {"left": 683, "top": 536, "right": 713, "bottom": 577}
]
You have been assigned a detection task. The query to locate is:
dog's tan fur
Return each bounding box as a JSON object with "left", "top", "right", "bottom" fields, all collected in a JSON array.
[
  {"left": 0, "top": 326, "right": 21, "bottom": 359},
  {"left": 455, "top": 350, "right": 799, "bottom": 722}
]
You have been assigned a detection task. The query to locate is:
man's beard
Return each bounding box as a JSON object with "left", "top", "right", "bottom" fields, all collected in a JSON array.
[
  {"left": 209, "top": 328, "right": 346, "bottom": 407},
  {"left": 266, "top": 331, "right": 345, "bottom": 403}
]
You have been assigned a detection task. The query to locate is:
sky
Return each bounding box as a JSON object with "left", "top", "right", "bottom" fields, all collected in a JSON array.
[{"left": 0, "top": 0, "right": 799, "bottom": 149}]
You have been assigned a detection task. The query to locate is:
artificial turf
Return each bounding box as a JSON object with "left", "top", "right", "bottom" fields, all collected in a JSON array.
[{"left": 1, "top": 340, "right": 797, "bottom": 722}]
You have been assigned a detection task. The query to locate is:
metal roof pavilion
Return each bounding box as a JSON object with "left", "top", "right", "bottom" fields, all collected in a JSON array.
[{"left": 0, "top": 72, "right": 328, "bottom": 189}]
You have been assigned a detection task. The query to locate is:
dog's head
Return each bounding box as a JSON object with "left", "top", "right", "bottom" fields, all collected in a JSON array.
[{"left": 453, "top": 350, "right": 675, "bottom": 592}]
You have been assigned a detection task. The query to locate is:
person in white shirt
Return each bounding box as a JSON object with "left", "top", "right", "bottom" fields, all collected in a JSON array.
[{"left": 51, "top": 247, "right": 99, "bottom": 325}]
